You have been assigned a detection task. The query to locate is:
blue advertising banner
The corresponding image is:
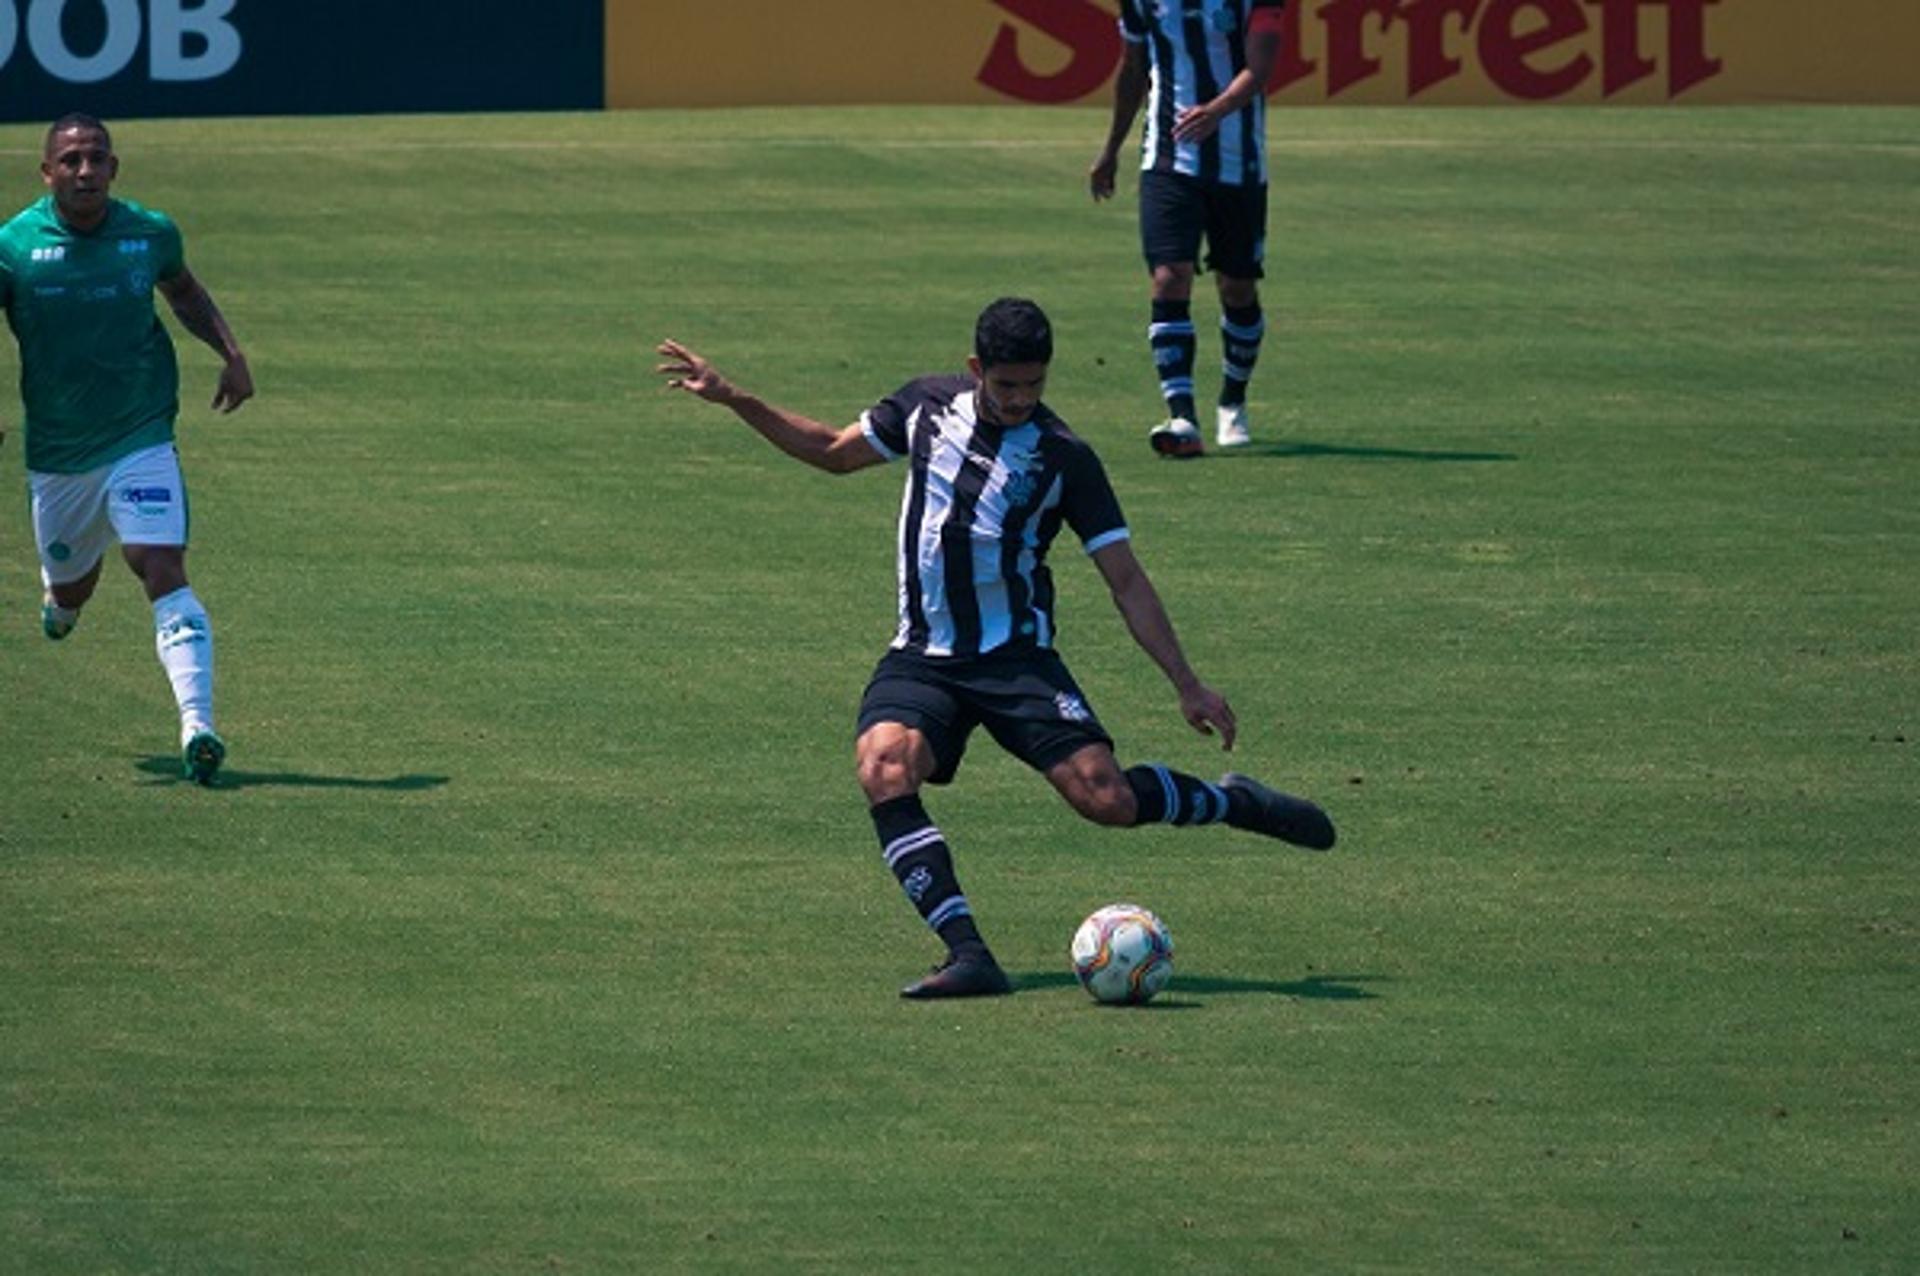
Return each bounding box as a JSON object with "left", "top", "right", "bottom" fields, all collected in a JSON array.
[{"left": 0, "top": 0, "right": 603, "bottom": 123}]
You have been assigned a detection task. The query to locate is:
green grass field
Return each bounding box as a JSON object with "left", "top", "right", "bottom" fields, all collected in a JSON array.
[{"left": 1, "top": 105, "right": 1915, "bottom": 1272}]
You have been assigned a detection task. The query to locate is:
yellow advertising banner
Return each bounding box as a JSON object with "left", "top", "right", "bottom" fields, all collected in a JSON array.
[{"left": 607, "top": 0, "right": 1920, "bottom": 109}]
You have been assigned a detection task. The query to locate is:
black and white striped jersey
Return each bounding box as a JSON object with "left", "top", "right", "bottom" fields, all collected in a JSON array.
[
  {"left": 859, "top": 374, "right": 1130, "bottom": 658},
  {"left": 1119, "top": 0, "right": 1282, "bottom": 187}
]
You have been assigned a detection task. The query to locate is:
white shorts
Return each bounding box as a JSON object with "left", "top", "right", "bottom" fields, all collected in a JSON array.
[{"left": 29, "top": 442, "right": 190, "bottom": 587}]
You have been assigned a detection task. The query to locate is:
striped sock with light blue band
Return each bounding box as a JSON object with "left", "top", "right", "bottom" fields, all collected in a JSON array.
[
  {"left": 1149, "top": 299, "right": 1198, "bottom": 421},
  {"left": 871, "top": 793, "right": 983, "bottom": 953},
  {"left": 1220, "top": 303, "right": 1264, "bottom": 407},
  {"left": 1124, "top": 764, "right": 1232, "bottom": 827}
]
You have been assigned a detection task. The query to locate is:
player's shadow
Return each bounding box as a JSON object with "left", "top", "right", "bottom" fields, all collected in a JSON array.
[
  {"left": 1219, "top": 440, "right": 1516, "bottom": 463},
  {"left": 134, "top": 756, "right": 450, "bottom": 792},
  {"left": 1013, "top": 970, "right": 1385, "bottom": 1002}
]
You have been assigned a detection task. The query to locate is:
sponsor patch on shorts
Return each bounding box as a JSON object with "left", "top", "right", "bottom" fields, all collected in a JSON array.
[{"left": 118, "top": 486, "right": 173, "bottom": 516}]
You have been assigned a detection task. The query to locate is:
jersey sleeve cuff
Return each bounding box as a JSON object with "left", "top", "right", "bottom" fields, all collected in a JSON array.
[
  {"left": 1082, "top": 527, "right": 1131, "bottom": 555},
  {"left": 859, "top": 413, "right": 902, "bottom": 461}
]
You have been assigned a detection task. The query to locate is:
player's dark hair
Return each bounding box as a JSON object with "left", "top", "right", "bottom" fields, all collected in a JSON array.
[
  {"left": 974, "top": 297, "right": 1053, "bottom": 369},
  {"left": 46, "top": 113, "right": 111, "bottom": 154}
]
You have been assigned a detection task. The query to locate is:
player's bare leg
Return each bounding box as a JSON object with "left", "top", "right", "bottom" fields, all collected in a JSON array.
[{"left": 1046, "top": 743, "right": 1139, "bottom": 827}]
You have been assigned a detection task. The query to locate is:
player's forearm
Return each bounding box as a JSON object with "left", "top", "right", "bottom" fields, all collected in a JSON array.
[
  {"left": 1215, "top": 29, "right": 1280, "bottom": 114},
  {"left": 166, "top": 283, "right": 245, "bottom": 365},
  {"left": 720, "top": 391, "right": 845, "bottom": 472},
  {"left": 1113, "top": 575, "right": 1203, "bottom": 694}
]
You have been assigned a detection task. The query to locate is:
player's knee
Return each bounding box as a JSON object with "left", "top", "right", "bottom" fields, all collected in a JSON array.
[
  {"left": 854, "top": 738, "right": 918, "bottom": 803},
  {"left": 1218, "top": 276, "right": 1259, "bottom": 308},
  {"left": 1151, "top": 264, "right": 1195, "bottom": 301}
]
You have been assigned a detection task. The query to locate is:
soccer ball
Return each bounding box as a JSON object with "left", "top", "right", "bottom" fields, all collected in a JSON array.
[{"left": 1070, "top": 903, "right": 1174, "bottom": 1005}]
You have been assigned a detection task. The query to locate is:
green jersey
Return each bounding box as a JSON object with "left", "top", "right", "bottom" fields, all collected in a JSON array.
[{"left": 0, "top": 195, "right": 185, "bottom": 474}]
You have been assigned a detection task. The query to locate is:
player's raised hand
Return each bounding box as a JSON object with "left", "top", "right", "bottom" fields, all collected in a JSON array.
[
  {"left": 656, "top": 339, "right": 736, "bottom": 404},
  {"left": 211, "top": 355, "right": 253, "bottom": 413},
  {"left": 1179, "top": 680, "right": 1238, "bottom": 752}
]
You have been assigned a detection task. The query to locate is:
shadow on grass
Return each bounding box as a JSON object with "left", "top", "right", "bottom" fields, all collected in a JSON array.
[
  {"left": 1013, "top": 970, "right": 1385, "bottom": 1001},
  {"left": 1218, "top": 439, "right": 1517, "bottom": 463},
  {"left": 134, "top": 756, "right": 451, "bottom": 792}
]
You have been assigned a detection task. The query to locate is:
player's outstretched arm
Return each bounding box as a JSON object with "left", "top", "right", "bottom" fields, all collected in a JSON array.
[
  {"left": 1092, "top": 540, "right": 1238, "bottom": 750},
  {"left": 655, "top": 339, "right": 885, "bottom": 475},
  {"left": 157, "top": 268, "right": 252, "bottom": 413}
]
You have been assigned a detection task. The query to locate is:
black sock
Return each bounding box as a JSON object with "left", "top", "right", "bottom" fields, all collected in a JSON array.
[
  {"left": 870, "top": 794, "right": 984, "bottom": 955},
  {"left": 1219, "top": 302, "right": 1264, "bottom": 407},
  {"left": 1149, "top": 299, "right": 1197, "bottom": 422},
  {"left": 1124, "top": 765, "right": 1232, "bottom": 827}
]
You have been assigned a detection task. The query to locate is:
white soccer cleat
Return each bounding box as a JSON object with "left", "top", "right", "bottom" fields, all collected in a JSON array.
[
  {"left": 1216, "top": 404, "right": 1252, "bottom": 448},
  {"left": 1149, "top": 418, "right": 1204, "bottom": 459}
]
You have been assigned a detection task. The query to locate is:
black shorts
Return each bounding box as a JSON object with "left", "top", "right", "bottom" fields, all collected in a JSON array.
[
  {"left": 1139, "top": 169, "right": 1268, "bottom": 279},
  {"left": 856, "top": 647, "right": 1115, "bottom": 786}
]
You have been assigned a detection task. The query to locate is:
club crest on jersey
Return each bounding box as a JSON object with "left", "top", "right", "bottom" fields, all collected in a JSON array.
[{"left": 998, "top": 443, "right": 1041, "bottom": 506}]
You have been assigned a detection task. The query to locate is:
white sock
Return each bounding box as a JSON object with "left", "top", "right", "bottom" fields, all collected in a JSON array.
[{"left": 153, "top": 586, "right": 215, "bottom": 741}]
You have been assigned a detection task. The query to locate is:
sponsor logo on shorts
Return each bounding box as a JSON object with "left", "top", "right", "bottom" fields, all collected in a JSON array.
[
  {"left": 119, "top": 486, "right": 173, "bottom": 517},
  {"left": 46, "top": 540, "right": 71, "bottom": 562},
  {"left": 1054, "top": 692, "right": 1092, "bottom": 723}
]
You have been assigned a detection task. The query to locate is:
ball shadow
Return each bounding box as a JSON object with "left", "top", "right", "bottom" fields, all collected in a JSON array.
[{"left": 1014, "top": 970, "right": 1385, "bottom": 1002}]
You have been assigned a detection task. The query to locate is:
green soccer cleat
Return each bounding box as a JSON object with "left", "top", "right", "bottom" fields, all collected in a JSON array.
[
  {"left": 41, "top": 594, "right": 76, "bottom": 641},
  {"left": 182, "top": 729, "right": 226, "bottom": 786}
]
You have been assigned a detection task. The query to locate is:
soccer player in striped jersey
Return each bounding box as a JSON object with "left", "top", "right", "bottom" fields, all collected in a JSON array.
[
  {"left": 657, "top": 299, "right": 1335, "bottom": 999},
  {"left": 0, "top": 115, "right": 253, "bottom": 784},
  {"left": 1091, "top": 0, "right": 1286, "bottom": 457}
]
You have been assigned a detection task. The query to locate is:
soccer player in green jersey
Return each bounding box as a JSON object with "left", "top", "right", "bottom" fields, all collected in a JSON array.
[{"left": 0, "top": 114, "right": 253, "bottom": 784}]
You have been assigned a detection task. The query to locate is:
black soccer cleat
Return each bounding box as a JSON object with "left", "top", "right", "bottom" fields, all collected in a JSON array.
[
  {"left": 1220, "top": 772, "right": 1337, "bottom": 851},
  {"left": 900, "top": 952, "right": 1014, "bottom": 1000}
]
